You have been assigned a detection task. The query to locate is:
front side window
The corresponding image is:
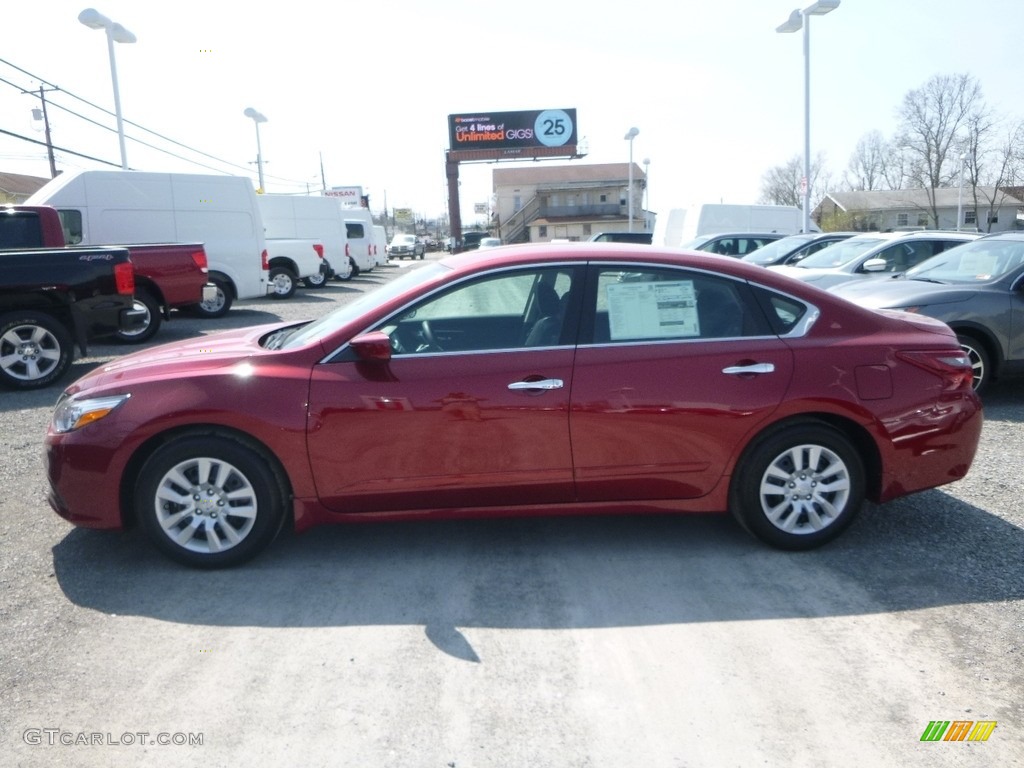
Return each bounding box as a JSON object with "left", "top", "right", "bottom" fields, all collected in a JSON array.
[{"left": 379, "top": 267, "right": 579, "bottom": 355}]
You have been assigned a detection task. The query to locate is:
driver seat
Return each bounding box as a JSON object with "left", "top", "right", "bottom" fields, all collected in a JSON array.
[{"left": 523, "top": 283, "right": 563, "bottom": 347}]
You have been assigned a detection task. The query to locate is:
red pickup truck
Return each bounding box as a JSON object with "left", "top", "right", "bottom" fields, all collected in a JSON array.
[{"left": 1, "top": 205, "right": 215, "bottom": 343}]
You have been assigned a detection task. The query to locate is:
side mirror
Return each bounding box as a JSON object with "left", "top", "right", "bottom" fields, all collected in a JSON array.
[
  {"left": 861, "top": 258, "right": 888, "bottom": 273},
  {"left": 349, "top": 331, "right": 393, "bottom": 362}
]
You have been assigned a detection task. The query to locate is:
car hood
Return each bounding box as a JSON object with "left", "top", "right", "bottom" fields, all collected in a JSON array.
[
  {"left": 830, "top": 278, "right": 978, "bottom": 309},
  {"left": 65, "top": 323, "right": 287, "bottom": 394}
]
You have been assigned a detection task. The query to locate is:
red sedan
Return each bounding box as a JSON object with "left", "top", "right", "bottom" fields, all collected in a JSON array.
[{"left": 45, "top": 244, "right": 983, "bottom": 568}]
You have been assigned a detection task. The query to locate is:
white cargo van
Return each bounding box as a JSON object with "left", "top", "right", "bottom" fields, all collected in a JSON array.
[
  {"left": 372, "top": 225, "right": 388, "bottom": 267},
  {"left": 27, "top": 170, "right": 270, "bottom": 316},
  {"left": 257, "top": 194, "right": 352, "bottom": 286},
  {"left": 334, "top": 206, "right": 376, "bottom": 276},
  {"left": 654, "top": 204, "right": 817, "bottom": 247}
]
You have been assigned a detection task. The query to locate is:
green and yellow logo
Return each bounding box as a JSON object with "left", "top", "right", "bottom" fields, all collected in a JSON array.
[{"left": 920, "top": 720, "right": 997, "bottom": 742}]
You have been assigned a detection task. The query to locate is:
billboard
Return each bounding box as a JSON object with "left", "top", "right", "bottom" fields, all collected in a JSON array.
[{"left": 447, "top": 109, "right": 578, "bottom": 161}]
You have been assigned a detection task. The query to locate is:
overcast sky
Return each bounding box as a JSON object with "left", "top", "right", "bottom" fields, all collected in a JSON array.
[{"left": 1, "top": 0, "right": 1019, "bottom": 225}]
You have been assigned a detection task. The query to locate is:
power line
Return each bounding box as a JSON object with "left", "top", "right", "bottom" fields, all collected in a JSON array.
[
  {"left": 0, "top": 56, "right": 321, "bottom": 187},
  {"left": 0, "top": 127, "right": 121, "bottom": 167}
]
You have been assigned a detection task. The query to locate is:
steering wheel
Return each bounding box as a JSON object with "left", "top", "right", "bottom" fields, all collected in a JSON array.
[{"left": 419, "top": 320, "right": 444, "bottom": 352}]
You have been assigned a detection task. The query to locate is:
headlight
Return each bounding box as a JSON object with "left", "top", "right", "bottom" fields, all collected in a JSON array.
[{"left": 52, "top": 394, "right": 131, "bottom": 433}]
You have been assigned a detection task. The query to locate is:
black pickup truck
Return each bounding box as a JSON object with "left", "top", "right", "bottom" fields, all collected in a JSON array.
[{"left": 0, "top": 246, "right": 141, "bottom": 390}]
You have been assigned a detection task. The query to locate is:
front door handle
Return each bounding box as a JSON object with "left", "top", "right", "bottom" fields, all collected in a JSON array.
[
  {"left": 508, "top": 378, "right": 564, "bottom": 391},
  {"left": 722, "top": 363, "right": 775, "bottom": 375}
]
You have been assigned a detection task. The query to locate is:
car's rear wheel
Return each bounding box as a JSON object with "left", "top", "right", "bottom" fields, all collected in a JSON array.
[
  {"left": 956, "top": 334, "right": 991, "bottom": 393},
  {"left": 115, "top": 290, "right": 161, "bottom": 344},
  {"left": 730, "top": 423, "right": 864, "bottom": 550},
  {"left": 302, "top": 270, "right": 328, "bottom": 288},
  {"left": 0, "top": 311, "right": 73, "bottom": 390},
  {"left": 191, "top": 277, "right": 233, "bottom": 318},
  {"left": 269, "top": 267, "right": 297, "bottom": 299},
  {"left": 135, "top": 433, "right": 289, "bottom": 568}
]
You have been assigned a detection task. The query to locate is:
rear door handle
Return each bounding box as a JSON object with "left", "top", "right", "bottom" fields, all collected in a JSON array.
[
  {"left": 508, "top": 378, "right": 564, "bottom": 391},
  {"left": 722, "top": 363, "right": 775, "bottom": 375}
]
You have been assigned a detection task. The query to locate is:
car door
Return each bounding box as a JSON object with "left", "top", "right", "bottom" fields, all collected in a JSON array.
[
  {"left": 569, "top": 264, "right": 795, "bottom": 502},
  {"left": 306, "top": 265, "right": 583, "bottom": 513}
]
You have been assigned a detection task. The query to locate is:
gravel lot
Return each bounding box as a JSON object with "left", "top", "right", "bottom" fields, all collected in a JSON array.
[{"left": 1, "top": 256, "right": 1022, "bottom": 766}]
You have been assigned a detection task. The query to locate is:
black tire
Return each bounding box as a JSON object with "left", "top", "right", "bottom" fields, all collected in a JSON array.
[
  {"left": 0, "top": 311, "right": 74, "bottom": 390},
  {"left": 134, "top": 433, "right": 289, "bottom": 568},
  {"left": 729, "top": 423, "right": 864, "bottom": 550},
  {"left": 957, "top": 334, "right": 991, "bottom": 394},
  {"left": 302, "top": 269, "right": 328, "bottom": 288},
  {"left": 269, "top": 267, "right": 297, "bottom": 300},
  {"left": 115, "top": 290, "right": 162, "bottom": 344},
  {"left": 191, "top": 277, "right": 233, "bottom": 319}
]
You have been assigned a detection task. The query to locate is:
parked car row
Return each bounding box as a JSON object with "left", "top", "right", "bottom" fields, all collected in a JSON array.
[{"left": 722, "top": 229, "right": 1021, "bottom": 393}]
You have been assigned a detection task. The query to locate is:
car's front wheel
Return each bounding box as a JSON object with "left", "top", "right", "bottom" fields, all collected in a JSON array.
[
  {"left": 135, "top": 433, "right": 289, "bottom": 568},
  {"left": 730, "top": 423, "right": 864, "bottom": 550},
  {"left": 0, "top": 310, "right": 73, "bottom": 390}
]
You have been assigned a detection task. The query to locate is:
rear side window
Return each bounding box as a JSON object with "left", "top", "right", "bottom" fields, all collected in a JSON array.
[
  {"left": 57, "top": 209, "right": 84, "bottom": 245},
  {"left": 585, "top": 267, "right": 771, "bottom": 344},
  {"left": 345, "top": 223, "right": 365, "bottom": 238},
  {"left": 750, "top": 286, "right": 811, "bottom": 335},
  {"left": 0, "top": 212, "right": 43, "bottom": 248}
]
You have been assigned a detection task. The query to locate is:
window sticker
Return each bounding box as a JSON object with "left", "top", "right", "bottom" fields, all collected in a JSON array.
[{"left": 606, "top": 280, "right": 699, "bottom": 340}]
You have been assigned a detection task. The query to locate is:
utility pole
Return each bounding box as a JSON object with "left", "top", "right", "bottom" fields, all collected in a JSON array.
[{"left": 25, "top": 86, "right": 59, "bottom": 178}]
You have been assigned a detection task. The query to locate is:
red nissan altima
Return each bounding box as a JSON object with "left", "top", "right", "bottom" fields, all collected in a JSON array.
[{"left": 45, "top": 243, "right": 983, "bottom": 568}]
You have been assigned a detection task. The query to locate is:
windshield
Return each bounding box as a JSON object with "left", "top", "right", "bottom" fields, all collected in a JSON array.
[
  {"left": 796, "top": 237, "right": 886, "bottom": 269},
  {"left": 278, "top": 262, "right": 449, "bottom": 350},
  {"left": 741, "top": 235, "right": 813, "bottom": 265},
  {"left": 391, "top": 235, "right": 416, "bottom": 246},
  {"left": 905, "top": 238, "right": 1024, "bottom": 283}
]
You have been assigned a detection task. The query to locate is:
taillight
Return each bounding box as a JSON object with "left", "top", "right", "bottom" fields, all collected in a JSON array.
[
  {"left": 261, "top": 249, "right": 269, "bottom": 270},
  {"left": 191, "top": 249, "right": 209, "bottom": 272},
  {"left": 345, "top": 243, "right": 350, "bottom": 258},
  {"left": 314, "top": 244, "right": 324, "bottom": 260},
  {"left": 114, "top": 262, "right": 134, "bottom": 295},
  {"left": 896, "top": 350, "right": 974, "bottom": 391}
]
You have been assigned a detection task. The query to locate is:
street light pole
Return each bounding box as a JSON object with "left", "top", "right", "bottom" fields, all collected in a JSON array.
[
  {"left": 777, "top": 0, "right": 840, "bottom": 233},
  {"left": 243, "top": 108, "right": 268, "bottom": 193},
  {"left": 78, "top": 8, "right": 135, "bottom": 170},
  {"left": 624, "top": 127, "right": 639, "bottom": 232}
]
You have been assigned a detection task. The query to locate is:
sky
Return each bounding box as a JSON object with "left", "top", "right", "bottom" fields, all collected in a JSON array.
[{"left": 1, "top": 0, "right": 1020, "bottom": 227}]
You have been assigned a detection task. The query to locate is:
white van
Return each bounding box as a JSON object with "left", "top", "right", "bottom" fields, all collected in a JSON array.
[
  {"left": 27, "top": 170, "right": 270, "bottom": 316},
  {"left": 257, "top": 194, "right": 352, "bottom": 285},
  {"left": 655, "top": 204, "right": 817, "bottom": 247},
  {"left": 372, "top": 225, "right": 388, "bottom": 267},
  {"left": 336, "top": 206, "right": 376, "bottom": 277}
]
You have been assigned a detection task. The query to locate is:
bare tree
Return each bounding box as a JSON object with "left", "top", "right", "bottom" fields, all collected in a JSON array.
[
  {"left": 759, "top": 153, "right": 831, "bottom": 211},
  {"left": 844, "top": 131, "right": 889, "bottom": 191},
  {"left": 969, "top": 118, "right": 1024, "bottom": 231},
  {"left": 895, "top": 73, "right": 984, "bottom": 226}
]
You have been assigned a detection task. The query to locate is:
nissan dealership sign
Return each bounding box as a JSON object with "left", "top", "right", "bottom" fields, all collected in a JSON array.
[{"left": 447, "top": 109, "right": 579, "bottom": 161}]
